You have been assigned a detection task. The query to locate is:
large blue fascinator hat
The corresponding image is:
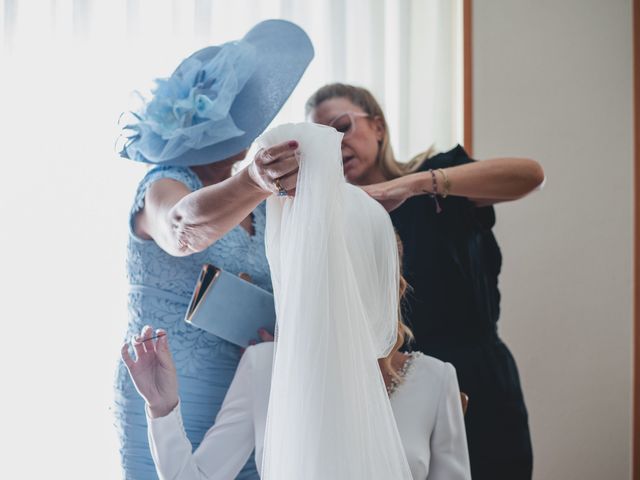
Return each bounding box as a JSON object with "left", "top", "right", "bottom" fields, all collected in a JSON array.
[{"left": 119, "top": 20, "right": 314, "bottom": 167}]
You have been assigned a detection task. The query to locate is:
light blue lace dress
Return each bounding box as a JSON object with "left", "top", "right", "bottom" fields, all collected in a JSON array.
[{"left": 114, "top": 166, "right": 271, "bottom": 479}]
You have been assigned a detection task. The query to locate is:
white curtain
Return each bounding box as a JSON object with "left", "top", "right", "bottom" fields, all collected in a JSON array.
[
  {"left": 2, "top": 0, "right": 462, "bottom": 155},
  {"left": 0, "top": 1, "right": 461, "bottom": 478}
]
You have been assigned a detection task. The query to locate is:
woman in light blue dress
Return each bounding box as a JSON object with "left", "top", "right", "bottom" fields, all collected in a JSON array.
[{"left": 113, "top": 20, "right": 314, "bottom": 479}]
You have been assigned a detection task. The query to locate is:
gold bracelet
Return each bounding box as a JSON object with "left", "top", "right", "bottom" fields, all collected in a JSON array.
[{"left": 437, "top": 168, "right": 451, "bottom": 198}]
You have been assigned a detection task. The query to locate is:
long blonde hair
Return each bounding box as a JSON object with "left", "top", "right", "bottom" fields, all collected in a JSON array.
[
  {"left": 380, "top": 235, "right": 414, "bottom": 384},
  {"left": 305, "top": 83, "right": 436, "bottom": 179}
]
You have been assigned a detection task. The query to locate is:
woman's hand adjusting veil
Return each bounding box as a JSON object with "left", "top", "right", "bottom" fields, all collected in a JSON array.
[
  {"left": 362, "top": 176, "right": 415, "bottom": 212},
  {"left": 248, "top": 141, "right": 300, "bottom": 197},
  {"left": 121, "top": 325, "right": 179, "bottom": 418}
]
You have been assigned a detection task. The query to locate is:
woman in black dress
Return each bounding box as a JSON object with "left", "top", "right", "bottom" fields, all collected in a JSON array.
[{"left": 307, "top": 83, "right": 544, "bottom": 480}]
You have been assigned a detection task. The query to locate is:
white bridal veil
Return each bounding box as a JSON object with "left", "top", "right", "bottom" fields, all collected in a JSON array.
[{"left": 258, "top": 123, "right": 412, "bottom": 479}]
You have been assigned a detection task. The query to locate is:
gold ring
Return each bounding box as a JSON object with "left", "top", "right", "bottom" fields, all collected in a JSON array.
[{"left": 274, "top": 178, "right": 287, "bottom": 197}]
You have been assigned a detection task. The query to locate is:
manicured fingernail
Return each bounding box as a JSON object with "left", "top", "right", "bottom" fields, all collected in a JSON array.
[{"left": 288, "top": 140, "right": 298, "bottom": 148}]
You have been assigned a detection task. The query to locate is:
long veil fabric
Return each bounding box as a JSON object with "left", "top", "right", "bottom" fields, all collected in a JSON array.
[{"left": 258, "top": 123, "right": 412, "bottom": 479}]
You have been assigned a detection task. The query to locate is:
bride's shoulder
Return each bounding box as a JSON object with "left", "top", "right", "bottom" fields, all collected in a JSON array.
[{"left": 408, "top": 352, "right": 458, "bottom": 385}]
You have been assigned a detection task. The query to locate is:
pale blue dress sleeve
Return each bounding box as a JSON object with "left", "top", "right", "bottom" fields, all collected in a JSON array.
[{"left": 128, "top": 165, "right": 203, "bottom": 240}]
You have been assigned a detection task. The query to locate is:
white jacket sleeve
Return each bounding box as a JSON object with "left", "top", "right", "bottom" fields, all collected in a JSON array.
[
  {"left": 427, "top": 363, "right": 471, "bottom": 480},
  {"left": 147, "top": 349, "right": 256, "bottom": 480}
]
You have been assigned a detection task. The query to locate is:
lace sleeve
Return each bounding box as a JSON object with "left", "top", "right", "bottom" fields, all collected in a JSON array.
[{"left": 128, "top": 166, "right": 203, "bottom": 241}]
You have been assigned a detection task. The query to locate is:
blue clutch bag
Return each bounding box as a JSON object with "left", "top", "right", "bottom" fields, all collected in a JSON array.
[{"left": 184, "top": 264, "right": 276, "bottom": 347}]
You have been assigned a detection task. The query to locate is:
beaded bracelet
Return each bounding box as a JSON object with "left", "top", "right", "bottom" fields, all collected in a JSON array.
[{"left": 428, "top": 169, "right": 442, "bottom": 214}]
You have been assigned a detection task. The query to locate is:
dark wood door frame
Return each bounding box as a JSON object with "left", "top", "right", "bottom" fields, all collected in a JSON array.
[
  {"left": 633, "top": 0, "right": 640, "bottom": 477},
  {"left": 463, "top": 0, "right": 473, "bottom": 156}
]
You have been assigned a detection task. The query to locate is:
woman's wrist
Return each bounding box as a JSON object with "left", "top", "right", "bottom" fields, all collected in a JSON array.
[
  {"left": 412, "top": 169, "right": 450, "bottom": 197},
  {"left": 412, "top": 171, "right": 436, "bottom": 196},
  {"left": 436, "top": 168, "right": 451, "bottom": 197},
  {"left": 147, "top": 398, "right": 179, "bottom": 419},
  {"left": 239, "top": 166, "right": 272, "bottom": 198}
]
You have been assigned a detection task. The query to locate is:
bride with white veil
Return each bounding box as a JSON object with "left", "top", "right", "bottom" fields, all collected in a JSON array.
[
  {"left": 120, "top": 122, "right": 471, "bottom": 480},
  {"left": 259, "top": 122, "right": 412, "bottom": 479}
]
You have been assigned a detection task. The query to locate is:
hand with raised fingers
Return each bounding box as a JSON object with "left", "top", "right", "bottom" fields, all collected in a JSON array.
[{"left": 121, "top": 325, "right": 179, "bottom": 418}]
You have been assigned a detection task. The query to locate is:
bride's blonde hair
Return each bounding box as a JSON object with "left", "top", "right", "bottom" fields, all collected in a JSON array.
[{"left": 381, "top": 236, "right": 414, "bottom": 384}]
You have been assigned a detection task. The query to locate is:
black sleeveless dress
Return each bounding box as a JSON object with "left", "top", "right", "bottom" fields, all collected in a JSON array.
[{"left": 391, "top": 145, "right": 533, "bottom": 480}]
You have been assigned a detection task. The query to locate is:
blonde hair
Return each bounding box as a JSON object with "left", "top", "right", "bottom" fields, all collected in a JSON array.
[
  {"left": 305, "top": 83, "right": 436, "bottom": 179},
  {"left": 380, "top": 235, "right": 414, "bottom": 384}
]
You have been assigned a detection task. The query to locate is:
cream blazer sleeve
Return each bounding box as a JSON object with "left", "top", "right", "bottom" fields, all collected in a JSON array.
[
  {"left": 427, "top": 362, "right": 471, "bottom": 480},
  {"left": 146, "top": 348, "right": 257, "bottom": 480}
]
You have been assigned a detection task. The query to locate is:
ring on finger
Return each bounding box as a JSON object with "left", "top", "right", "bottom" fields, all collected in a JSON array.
[{"left": 274, "top": 178, "right": 288, "bottom": 197}]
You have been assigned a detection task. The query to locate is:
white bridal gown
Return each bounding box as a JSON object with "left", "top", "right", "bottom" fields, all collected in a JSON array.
[
  {"left": 147, "top": 342, "right": 470, "bottom": 480},
  {"left": 147, "top": 123, "right": 470, "bottom": 480},
  {"left": 259, "top": 123, "right": 411, "bottom": 479}
]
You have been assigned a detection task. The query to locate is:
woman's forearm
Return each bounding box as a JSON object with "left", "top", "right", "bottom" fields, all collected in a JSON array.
[
  {"left": 168, "top": 167, "right": 270, "bottom": 255},
  {"left": 160, "top": 142, "right": 299, "bottom": 256},
  {"left": 411, "top": 158, "right": 545, "bottom": 203}
]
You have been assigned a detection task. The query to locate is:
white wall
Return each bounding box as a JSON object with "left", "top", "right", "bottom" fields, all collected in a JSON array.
[{"left": 472, "top": 1, "right": 633, "bottom": 478}]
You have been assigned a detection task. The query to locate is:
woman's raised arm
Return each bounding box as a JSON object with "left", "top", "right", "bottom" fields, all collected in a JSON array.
[
  {"left": 363, "top": 157, "right": 544, "bottom": 212},
  {"left": 137, "top": 141, "right": 299, "bottom": 256}
]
